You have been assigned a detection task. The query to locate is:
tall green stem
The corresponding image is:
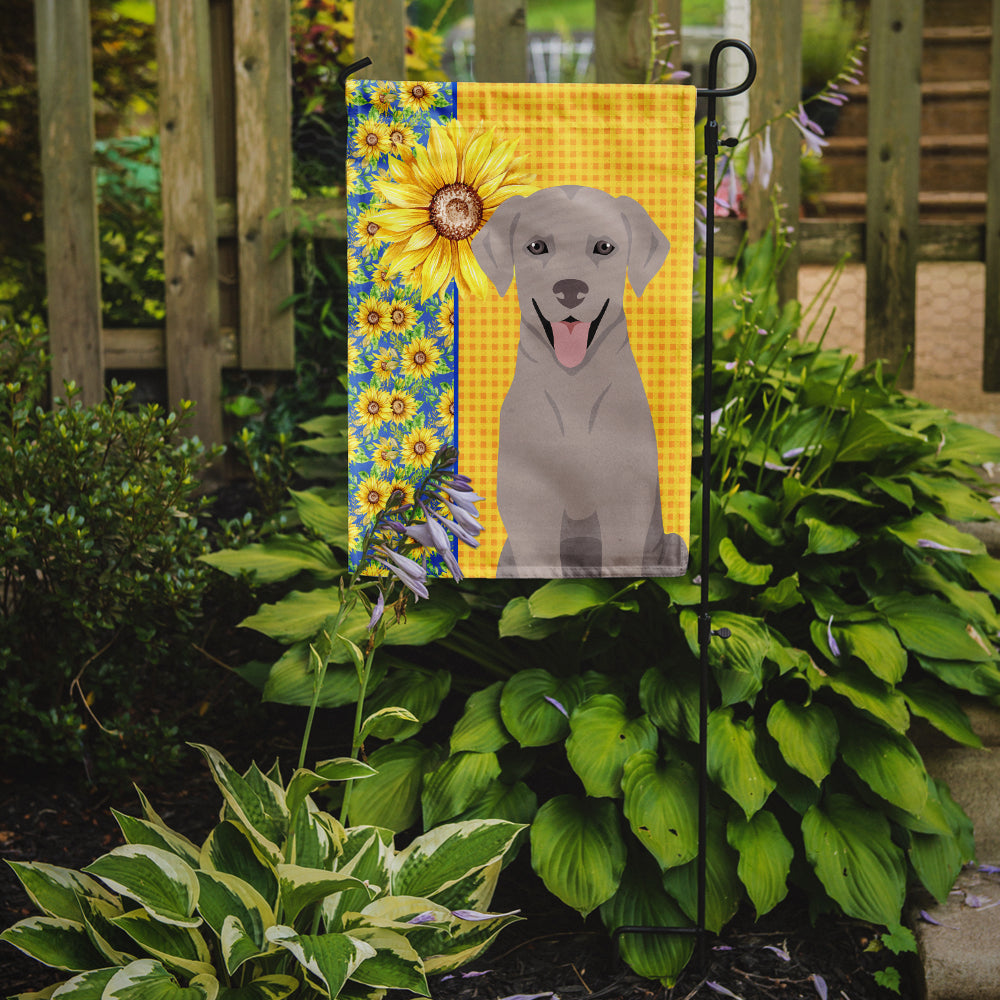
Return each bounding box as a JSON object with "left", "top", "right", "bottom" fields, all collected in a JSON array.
[{"left": 340, "top": 644, "right": 376, "bottom": 826}]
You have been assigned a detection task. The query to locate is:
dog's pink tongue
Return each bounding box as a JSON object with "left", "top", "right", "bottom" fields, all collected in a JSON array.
[{"left": 551, "top": 321, "right": 589, "bottom": 368}]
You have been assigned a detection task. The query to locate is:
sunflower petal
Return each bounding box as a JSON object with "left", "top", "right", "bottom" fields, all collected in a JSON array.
[
  {"left": 421, "top": 236, "right": 454, "bottom": 300},
  {"left": 427, "top": 124, "right": 459, "bottom": 188},
  {"left": 456, "top": 239, "right": 491, "bottom": 298}
]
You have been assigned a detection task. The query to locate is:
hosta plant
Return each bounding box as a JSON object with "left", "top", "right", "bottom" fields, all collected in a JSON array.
[
  {"left": 1, "top": 743, "right": 523, "bottom": 999},
  {"left": 342, "top": 234, "right": 1000, "bottom": 984}
]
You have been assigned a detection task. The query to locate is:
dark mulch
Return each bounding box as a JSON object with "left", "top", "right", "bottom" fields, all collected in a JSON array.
[{"left": 1, "top": 748, "right": 915, "bottom": 1000}]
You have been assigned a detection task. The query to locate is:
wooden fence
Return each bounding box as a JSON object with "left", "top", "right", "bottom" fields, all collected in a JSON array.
[{"left": 33, "top": 0, "right": 1000, "bottom": 445}]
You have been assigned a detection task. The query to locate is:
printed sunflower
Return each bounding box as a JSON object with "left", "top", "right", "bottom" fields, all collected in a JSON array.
[
  {"left": 397, "top": 81, "right": 442, "bottom": 113},
  {"left": 355, "top": 386, "right": 392, "bottom": 431},
  {"left": 373, "top": 119, "right": 536, "bottom": 300},
  {"left": 372, "top": 84, "right": 394, "bottom": 114},
  {"left": 354, "top": 474, "right": 393, "bottom": 521},
  {"left": 400, "top": 336, "right": 442, "bottom": 379},
  {"left": 387, "top": 299, "right": 419, "bottom": 335},
  {"left": 401, "top": 425, "right": 440, "bottom": 469},
  {"left": 372, "top": 348, "right": 399, "bottom": 382},
  {"left": 353, "top": 115, "right": 392, "bottom": 163},
  {"left": 387, "top": 386, "right": 418, "bottom": 424},
  {"left": 373, "top": 437, "right": 400, "bottom": 472},
  {"left": 436, "top": 387, "right": 455, "bottom": 428},
  {"left": 353, "top": 204, "right": 385, "bottom": 254},
  {"left": 387, "top": 119, "right": 418, "bottom": 159},
  {"left": 355, "top": 295, "right": 393, "bottom": 341}
]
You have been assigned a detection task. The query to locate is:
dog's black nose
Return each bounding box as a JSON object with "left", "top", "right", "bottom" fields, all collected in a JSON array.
[{"left": 553, "top": 278, "right": 588, "bottom": 309}]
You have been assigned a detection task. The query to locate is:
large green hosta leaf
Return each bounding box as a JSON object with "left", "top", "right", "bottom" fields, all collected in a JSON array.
[
  {"left": 639, "top": 664, "right": 699, "bottom": 743},
  {"left": 499, "top": 670, "right": 585, "bottom": 747},
  {"left": 707, "top": 708, "right": 775, "bottom": 818},
  {"left": 727, "top": 810, "right": 793, "bottom": 918},
  {"left": 346, "top": 740, "right": 442, "bottom": 832},
  {"left": 660, "top": 810, "right": 741, "bottom": 934},
  {"left": 831, "top": 621, "right": 907, "bottom": 684},
  {"left": 680, "top": 611, "right": 771, "bottom": 706},
  {"left": 600, "top": 853, "right": 694, "bottom": 987},
  {"left": 718, "top": 537, "right": 772, "bottom": 585},
  {"left": 362, "top": 666, "right": 451, "bottom": 741},
  {"left": 4, "top": 862, "right": 118, "bottom": 923},
  {"left": 527, "top": 578, "right": 618, "bottom": 617},
  {"left": 621, "top": 751, "right": 699, "bottom": 871},
  {"left": 566, "top": 695, "right": 658, "bottom": 798},
  {"left": 0, "top": 916, "right": 107, "bottom": 972},
  {"left": 530, "top": 795, "right": 627, "bottom": 917},
  {"left": 839, "top": 718, "right": 929, "bottom": 817},
  {"left": 265, "top": 926, "right": 374, "bottom": 998},
  {"left": 288, "top": 488, "right": 348, "bottom": 547},
  {"left": 103, "top": 959, "right": 218, "bottom": 1000},
  {"left": 450, "top": 681, "right": 511, "bottom": 754},
  {"left": 765, "top": 700, "right": 838, "bottom": 786},
  {"left": 802, "top": 793, "right": 906, "bottom": 926},
  {"left": 199, "top": 535, "right": 341, "bottom": 584},
  {"left": 900, "top": 680, "right": 982, "bottom": 748},
  {"left": 874, "top": 594, "right": 996, "bottom": 662},
  {"left": 886, "top": 512, "right": 985, "bottom": 557},
  {"left": 421, "top": 751, "right": 502, "bottom": 828}
]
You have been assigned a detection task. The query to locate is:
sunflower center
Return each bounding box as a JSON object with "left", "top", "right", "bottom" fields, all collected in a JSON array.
[
  {"left": 392, "top": 399, "right": 405, "bottom": 414},
  {"left": 391, "top": 130, "right": 404, "bottom": 145},
  {"left": 411, "top": 85, "right": 426, "bottom": 100},
  {"left": 392, "top": 309, "right": 406, "bottom": 324},
  {"left": 366, "top": 222, "right": 379, "bottom": 237},
  {"left": 367, "top": 489, "right": 381, "bottom": 504},
  {"left": 367, "top": 311, "right": 380, "bottom": 325},
  {"left": 365, "top": 131, "right": 379, "bottom": 147},
  {"left": 413, "top": 350, "right": 427, "bottom": 366},
  {"left": 413, "top": 441, "right": 427, "bottom": 455},
  {"left": 429, "top": 183, "right": 484, "bottom": 241},
  {"left": 367, "top": 401, "right": 380, "bottom": 415}
]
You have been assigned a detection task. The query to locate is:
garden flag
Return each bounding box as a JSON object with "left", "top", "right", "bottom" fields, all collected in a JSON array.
[{"left": 347, "top": 80, "right": 695, "bottom": 579}]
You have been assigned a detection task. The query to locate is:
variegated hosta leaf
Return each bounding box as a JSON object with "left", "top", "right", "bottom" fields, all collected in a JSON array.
[
  {"left": 344, "top": 926, "right": 429, "bottom": 995},
  {"left": 765, "top": 700, "right": 838, "bottom": 786},
  {"left": 661, "top": 811, "right": 742, "bottom": 934},
  {"left": 802, "top": 793, "right": 906, "bottom": 926},
  {"left": 621, "top": 751, "right": 699, "bottom": 871},
  {"left": 599, "top": 853, "right": 694, "bottom": 987},
  {"left": 707, "top": 707, "right": 776, "bottom": 819},
  {"left": 421, "top": 860, "right": 501, "bottom": 916},
  {"left": 726, "top": 810, "right": 793, "bottom": 917},
  {"left": 499, "top": 669, "right": 585, "bottom": 747},
  {"left": 200, "top": 822, "right": 278, "bottom": 910},
  {"left": 421, "top": 751, "right": 501, "bottom": 829},
  {"left": 102, "top": 958, "right": 218, "bottom": 999},
  {"left": 214, "top": 975, "right": 299, "bottom": 1000},
  {"left": 190, "top": 745, "right": 287, "bottom": 863},
  {"left": 529, "top": 795, "right": 626, "bottom": 917},
  {"left": 391, "top": 820, "right": 524, "bottom": 901},
  {"left": 285, "top": 760, "right": 376, "bottom": 824},
  {"left": 112, "top": 810, "right": 202, "bottom": 868},
  {"left": 265, "top": 925, "right": 375, "bottom": 998},
  {"left": 77, "top": 894, "right": 136, "bottom": 966},
  {"left": 422, "top": 907, "right": 523, "bottom": 975},
  {"left": 838, "top": 718, "right": 929, "bottom": 817},
  {"left": 110, "top": 908, "right": 214, "bottom": 979},
  {"left": 45, "top": 966, "right": 118, "bottom": 997},
  {"left": 565, "top": 695, "right": 658, "bottom": 799},
  {"left": 4, "top": 861, "right": 118, "bottom": 922},
  {"left": 450, "top": 681, "right": 511, "bottom": 754},
  {"left": 83, "top": 846, "right": 200, "bottom": 928},
  {"left": 288, "top": 802, "right": 344, "bottom": 870},
  {"left": 323, "top": 829, "right": 393, "bottom": 931},
  {"left": 276, "top": 864, "right": 375, "bottom": 925},
  {"left": 347, "top": 740, "right": 442, "bottom": 832},
  {"left": 195, "top": 871, "right": 274, "bottom": 974},
  {"left": 0, "top": 916, "right": 107, "bottom": 972}
]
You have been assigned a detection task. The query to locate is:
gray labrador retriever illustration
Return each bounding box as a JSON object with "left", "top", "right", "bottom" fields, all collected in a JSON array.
[{"left": 471, "top": 184, "right": 688, "bottom": 578}]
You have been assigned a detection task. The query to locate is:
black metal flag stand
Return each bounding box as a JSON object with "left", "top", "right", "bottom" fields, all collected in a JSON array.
[{"left": 611, "top": 38, "right": 757, "bottom": 972}]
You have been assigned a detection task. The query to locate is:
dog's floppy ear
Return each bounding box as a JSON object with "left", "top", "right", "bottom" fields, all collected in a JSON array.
[
  {"left": 618, "top": 195, "right": 669, "bottom": 298},
  {"left": 471, "top": 195, "right": 524, "bottom": 297}
]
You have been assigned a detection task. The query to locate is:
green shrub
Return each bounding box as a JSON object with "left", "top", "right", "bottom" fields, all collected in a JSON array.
[
  {"left": 1, "top": 743, "right": 524, "bottom": 997},
  {"left": 0, "top": 317, "right": 220, "bottom": 783}
]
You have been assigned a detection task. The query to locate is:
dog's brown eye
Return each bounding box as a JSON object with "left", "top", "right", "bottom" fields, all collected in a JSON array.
[
  {"left": 593, "top": 240, "right": 615, "bottom": 256},
  {"left": 526, "top": 240, "right": 548, "bottom": 256}
]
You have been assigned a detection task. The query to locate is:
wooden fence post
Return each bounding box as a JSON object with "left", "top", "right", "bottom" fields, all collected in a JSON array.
[
  {"left": 594, "top": 0, "right": 656, "bottom": 84},
  {"left": 354, "top": 0, "right": 407, "bottom": 80},
  {"left": 34, "top": 0, "right": 104, "bottom": 405},
  {"left": 864, "top": 0, "right": 923, "bottom": 389},
  {"left": 157, "top": 0, "right": 223, "bottom": 445},
  {"left": 474, "top": 0, "right": 526, "bottom": 83},
  {"left": 983, "top": 0, "right": 1000, "bottom": 390},
  {"left": 233, "top": 0, "right": 294, "bottom": 370},
  {"left": 747, "top": 0, "right": 801, "bottom": 305}
]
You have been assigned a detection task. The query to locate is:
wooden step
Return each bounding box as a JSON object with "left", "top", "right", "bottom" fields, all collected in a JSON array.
[
  {"left": 822, "top": 134, "right": 989, "bottom": 193},
  {"left": 832, "top": 80, "right": 991, "bottom": 138},
  {"left": 922, "top": 25, "right": 993, "bottom": 83},
  {"left": 814, "top": 190, "right": 987, "bottom": 222}
]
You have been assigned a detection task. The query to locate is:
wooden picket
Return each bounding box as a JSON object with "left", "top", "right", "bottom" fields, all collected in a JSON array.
[{"left": 30, "top": 0, "right": 1000, "bottom": 447}]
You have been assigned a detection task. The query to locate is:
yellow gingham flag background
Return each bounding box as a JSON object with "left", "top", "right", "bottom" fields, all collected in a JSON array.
[{"left": 457, "top": 83, "right": 695, "bottom": 576}]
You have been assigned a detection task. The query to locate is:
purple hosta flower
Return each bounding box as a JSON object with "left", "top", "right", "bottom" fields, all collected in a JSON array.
[
  {"left": 812, "top": 974, "right": 828, "bottom": 1000},
  {"left": 407, "top": 507, "right": 463, "bottom": 581},
  {"left": 428, "top": 504, "right": 481, "bottom": 549},
  {"left": 791, "top": 103, "right": 829, "bottom": 156},
  {"left": 407, "top": 911, "right": 438, "bottom": 925},
  {"left": 917, "top": 538, "right": 973, "bottom": 555},
  {"left": 441, "top": 970, "right": 493, "bottom": 982},
  {"left": 496, "top": 994, "right": 558, "bottom": 1000},
  {"left": 367, "top": 589, "right": 385, "bottom": 630},
  {"left": 715, "top": 157, "right": 741, "bottom": 215},
  {"left": 746, "top": 125, "right": 774, "bottom": 191},
  {"left": 763, "top": 944, "right": 791, "bottom": 962},
  {"left": 544, "top": 695, "right": 569, "bottom": 718},
  {"left": 979, "top": 864, "right": 1000, "bottom": 874},
  {"left": 375, "top": 545, "right": 429, "bottom": 600},
  {"left": 440, "top": 483, "right": 486, "bottom": 517},
  {"left": 706, "top": 983, "right": 742, "bottom": 999},
  {"left": 827, "top": 616, "right": 842, "bottom": 657},
  {"left": 919, "top": 909, "right": 958, "bottom": 929},
  {"left": 451, "top": 908, "right": 521, "bottom": 921}
]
